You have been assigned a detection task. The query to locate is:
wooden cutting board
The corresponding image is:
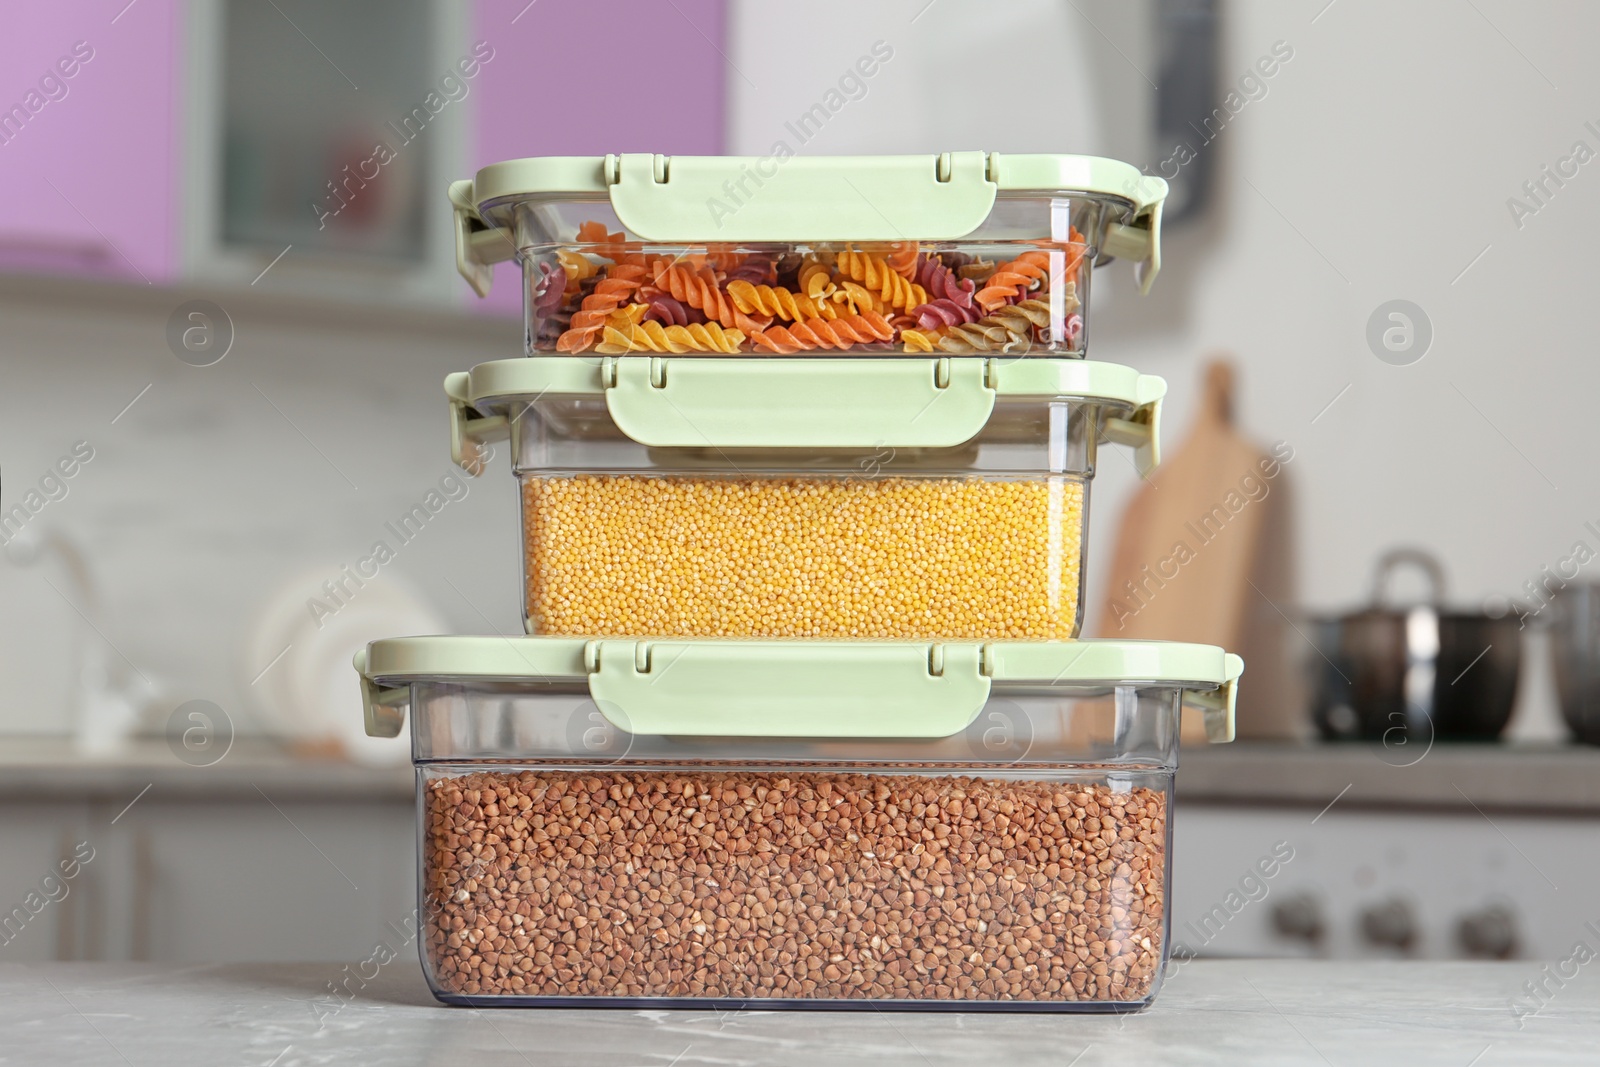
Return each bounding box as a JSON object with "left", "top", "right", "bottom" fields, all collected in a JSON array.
[{"left": 1095, "top": 357, "right": 1297, "bottom": 740}]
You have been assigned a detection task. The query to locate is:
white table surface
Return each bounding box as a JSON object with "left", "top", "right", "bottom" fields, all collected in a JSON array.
[{"left": 3, "top": 958, "right": 1594, "bottom": 1066}]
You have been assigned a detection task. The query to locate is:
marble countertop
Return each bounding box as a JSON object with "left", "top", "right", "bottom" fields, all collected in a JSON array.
[
  {"left": 2, "top": 738, "right": 1598, "bottom": 813},
  {"left": 6, "top": 959, "right": 1593, "bottom": 1066}
]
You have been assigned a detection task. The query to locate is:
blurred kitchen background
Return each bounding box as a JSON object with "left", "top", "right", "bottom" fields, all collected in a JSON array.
[{"left": 3, "top": 0, "right": 1598, "bottom": 968}]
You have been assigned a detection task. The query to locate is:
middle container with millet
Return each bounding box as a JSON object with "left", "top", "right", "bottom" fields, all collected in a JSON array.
[{"left": 450, "top": 355, "right": 1164, "bottom": 641}]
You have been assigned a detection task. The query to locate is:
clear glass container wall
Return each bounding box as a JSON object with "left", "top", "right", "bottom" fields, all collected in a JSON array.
[
  {"left": 410, "top": 680, "right": 1180, "bottom": 1009},
  {"left": 513, "top": 397, "right": 1110, "bottom": 641},
  {"left": 509, "top": 193, "right": 1131, "bottom": 357}
]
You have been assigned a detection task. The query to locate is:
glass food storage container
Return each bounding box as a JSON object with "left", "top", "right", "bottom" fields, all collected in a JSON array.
[
  {"left": 355, "top": 636, "right": 1242, "bottom": 1011},
  {"left": 447, "top": 356, "right": 1165, "bottom": 642},
  {"left": 450, "top": 153, "right": 1167, "bottom": 358}
]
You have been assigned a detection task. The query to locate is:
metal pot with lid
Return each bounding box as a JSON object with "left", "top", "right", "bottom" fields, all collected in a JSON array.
[
  {"left": 1547, "top": 583, "right": 1600, "bottom": 744},
  {"left": 1310, "top": 548, "right": 1522, "bottom": 743}
]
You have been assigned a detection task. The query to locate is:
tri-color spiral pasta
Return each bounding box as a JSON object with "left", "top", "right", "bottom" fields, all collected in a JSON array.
[
  {"left": 1054, "top": 280, "right": 1083, "bottom": 316},
  {"left": 530, "top": 262, "right": 566, "bottom": 316},
  {"left": 834, "top": 248, "right": 929, "bottom": 311},
  {"left": 797, "top": 257, "right": 836, "bottom": 299},
  {"left": 934, "top": 299, "right": 1051, "bottom": 353},
  {"left": 727, "top": 281, "right": 839, "bottom": 322},
  {"left": 750, "top": 312, "right": 896, "bottom": 354},
  {"left": 724, "top": 253, "right": 777, "bottom": 286},
  {"left": 909, "top": 253, "right": 980, "bottom": 328},
  {"left": 537, "top": 226, "right": 1087, "bottom": 354},
  {"left": 595, "top": 318, "right": 747, "bottom": 354},
  {"left": 650, "top": 260, "right": 771, "bottom": 334},
  {"left": 914, "top": 253, "right": 974, "bottom": 304},
  {"left": 556, "top": 249, "right": 598, "bottom": 295},
  {"left": 884, "top": 241, "right": 920, "bottom": 279},
  {"left": 577, "top": 221, "right": 645, "bottom": 267},
  {"left": 830, "top": 280, "right": 889, "bottom": 315},
  {"left": 974, "top": 250, "right": 1052, "bottom": 311},
  {"left": 641, "top": 294, "right": 706, "bottom": 327},
  {"left": 554, "top": 265, "right": 648, "bottom": 352}
]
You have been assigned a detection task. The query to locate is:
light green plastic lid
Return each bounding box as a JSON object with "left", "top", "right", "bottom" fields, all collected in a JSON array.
[
  {"left": 447, "top": 356, "right": 1167, "bottom": 473},
  {"left": 467, "top": 152, "right": 1165, "bottom": 239},
  {"left": 449, "top": 152, "right": 1167, "bottom": 297},
  {"left": 356, "top": 637, "right": 1241, "bottom": 745}
]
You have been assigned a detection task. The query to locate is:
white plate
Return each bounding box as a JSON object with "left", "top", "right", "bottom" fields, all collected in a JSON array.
[{"left": 244, "top": 567, "right": 444, "bottom": 764}]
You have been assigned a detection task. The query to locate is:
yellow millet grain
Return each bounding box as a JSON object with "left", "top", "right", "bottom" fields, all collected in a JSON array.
[{"left": 522, "top": 475, "right": 1083, "bottom": 639}]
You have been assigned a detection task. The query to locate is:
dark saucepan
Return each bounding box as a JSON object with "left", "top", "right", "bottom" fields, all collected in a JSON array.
[
  {"left": 1548, "top": 583, "right": 1600, "bottom": 744},
  {"left": 1309, "top": 548, "right": 1521, "bottom": 743}
]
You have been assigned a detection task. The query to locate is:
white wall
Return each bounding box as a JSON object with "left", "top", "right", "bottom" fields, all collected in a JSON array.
[
  {"left": 730, "top": 0, "right": 1600, "bottom": 739},
  {"left": 0, "top": 281, "right": 523, "bottom": 739}
]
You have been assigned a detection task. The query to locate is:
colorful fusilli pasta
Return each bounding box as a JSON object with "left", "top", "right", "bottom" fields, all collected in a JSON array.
[
  {"left": 595, "top": 319, "right": 747, "bottom": 354},
  {"left": 641, "top": 294, "right": 706, "bottom": 327},
  {"left": 533, "top": 224, "right": 1088, "bottom": 354},
  {"left": 556, "top": 249, "right": 598, "bottom": 294},
  {"left": 884, "top": 241, "right": 920, "bottom": 279},
  {"left": 797, "top": 257, "right": 836, "bottom": 299},
  {"left": 900, "top": 328, "right": 942, "bottom": 353},
  {"left": 934, "top": 299, "right": 1051, "bottom": 353},
  {"left": 577, "top": 221, "right": 645, "bottom": 266},
  {"left": 554, "top": 264, "right": 648, "bottom": 352},
  {"left": 834, "top": 248, "right": 929, "bottom": 311},
  {"left": 909, "top": 253, "right": 981, "bottom": 328},
  {"left": 974, "top": 251, "right": 1052, "bottom": 311},
  {"left": 727, "top": 281, "right": 840, "bottom": 322},
  {"left": 650, "top": 260, "right": 771, "bottom": 334},
  {"left": 750, "top": 312, "right": 896, "bottom": 354}
]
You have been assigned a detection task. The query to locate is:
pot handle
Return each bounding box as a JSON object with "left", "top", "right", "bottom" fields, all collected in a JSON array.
[{"left": 1370, "top": 547, "right": 1446, "bottom": 610}]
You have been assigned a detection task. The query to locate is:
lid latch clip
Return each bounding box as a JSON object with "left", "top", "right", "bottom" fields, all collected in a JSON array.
[
  {"left": 444, "top": 372, "right": 509, "bottom": 475},
  {"left": 450, "top": 179, "right": 517, "bottom": 298}
]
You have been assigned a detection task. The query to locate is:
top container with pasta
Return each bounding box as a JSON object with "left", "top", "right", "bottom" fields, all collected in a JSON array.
[{"left": 452, "top": 153, "right": 1167, "bottom": 358}]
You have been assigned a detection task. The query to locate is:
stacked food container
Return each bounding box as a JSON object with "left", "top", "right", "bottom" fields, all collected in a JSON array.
[{"left": 356, "top": 152, "right": 1243, "bottom": 1011}]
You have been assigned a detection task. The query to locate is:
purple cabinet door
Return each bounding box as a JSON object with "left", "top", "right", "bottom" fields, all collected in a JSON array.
[
  {"left": 0, "top": 1, "right": 178, "bottom": 283},
  {"left": 467, "top": 0, "right": 728, "bottom": 313}
]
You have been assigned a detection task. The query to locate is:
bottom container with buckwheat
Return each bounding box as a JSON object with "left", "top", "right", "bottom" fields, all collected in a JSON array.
[{"left": 356, "top": 637, "right": 1241, "bottom": 1011}]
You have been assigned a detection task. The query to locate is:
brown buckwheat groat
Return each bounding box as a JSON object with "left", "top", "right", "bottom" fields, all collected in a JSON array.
[{"left": 424, "top": 771, "right": 1166, "bottom": 1004}]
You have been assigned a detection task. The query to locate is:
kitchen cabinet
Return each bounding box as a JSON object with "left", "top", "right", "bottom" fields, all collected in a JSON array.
[
  {"left": 0, "top": 757, "right": 415, "bottom": 964},
  {"left": 0, "top": 802, "right": 93, "bottom": 962},
  {"left": 0, "top": 1, "right": 179, "bottom": 283},
  {"left": 112, "top": 797, "right": 414, "bottom": 963},
  {"left": 2, "top": 1, "right": 729, "bottom": 305},
  {"left": 466, "top": 0, "right": 728, "bottom": 314},
  {"left": 182, "top": 0, "right": 470, "bottom": 305},
  {"left": 1172, "top": 803, "right": 1598, "bottom": 962},
  {"left": 1171, "top": 744, "right": 1600, "bottom": 961}
]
